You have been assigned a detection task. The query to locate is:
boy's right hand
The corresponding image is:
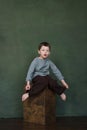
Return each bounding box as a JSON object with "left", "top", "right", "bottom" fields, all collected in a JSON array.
[{"left": 25, "top": 82, "right": 31, "bottom": 90}]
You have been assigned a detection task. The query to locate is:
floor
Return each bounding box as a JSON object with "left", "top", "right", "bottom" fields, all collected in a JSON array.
[{"left": 0, "top": 117, "right": 87, "bottom": 130}]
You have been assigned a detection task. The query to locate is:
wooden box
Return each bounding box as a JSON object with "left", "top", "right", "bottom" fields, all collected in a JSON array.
[{"left": 23, "top": 88, "right": 56, "bottom": 125}]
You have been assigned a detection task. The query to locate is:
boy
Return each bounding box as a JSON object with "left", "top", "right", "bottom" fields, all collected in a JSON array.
[{"left": 22, "top": 42, "right": 69, "bottom": 102}]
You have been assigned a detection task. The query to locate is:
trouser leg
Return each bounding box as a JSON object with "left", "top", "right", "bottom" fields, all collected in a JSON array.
[
  {"left": 27, "top": 76, "right": 48, "bottom": 97},
  {"left": 47, "top": 76, "right": 66, "bottom": 95}
]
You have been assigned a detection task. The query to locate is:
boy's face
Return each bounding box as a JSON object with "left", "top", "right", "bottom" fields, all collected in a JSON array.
[{"left": 38, "top": 45, "right": 50, "bottom": 59}]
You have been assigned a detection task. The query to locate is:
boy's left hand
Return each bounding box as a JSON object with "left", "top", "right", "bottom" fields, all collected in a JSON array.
[{"left": 61, "top": 79, "right": 69, "bottom": 89}]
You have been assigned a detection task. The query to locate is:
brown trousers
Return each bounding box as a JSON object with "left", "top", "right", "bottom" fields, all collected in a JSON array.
[{"left": 26, "top": 75, "right": 66, "bottom": 97}]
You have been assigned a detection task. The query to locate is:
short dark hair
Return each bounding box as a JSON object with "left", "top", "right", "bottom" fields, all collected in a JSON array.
[{"left": 38, "top": 42, "right": 51, "bottom": 51}]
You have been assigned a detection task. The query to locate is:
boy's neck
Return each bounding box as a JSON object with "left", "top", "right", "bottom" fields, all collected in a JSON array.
[{"left": 38, "top": 56, "right": 48, "bottom": 60}]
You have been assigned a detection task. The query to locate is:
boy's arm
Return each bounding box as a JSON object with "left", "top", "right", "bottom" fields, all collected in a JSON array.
[
  {"left": 25, "top": 58, "right": 37, "bottom": 90},
  {"left": 49, "top": 60, "right": 69, "bottom": 88},
  {"left": 26, "top": 58, "right": 37, "bottom": 82}
]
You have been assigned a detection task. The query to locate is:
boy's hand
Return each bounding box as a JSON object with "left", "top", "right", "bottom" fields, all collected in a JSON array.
[
  {"left": 61, "top": 79, "right": 69, "bottom": 89},
  {"left": 63, "top": 82, "right": 69, "bottom": 89},
  {"left": 25, "top": 81, "right": 31, "bottom": 90},
  {"left": 25, "top": 84, "right": 31, "bottom": 90}
]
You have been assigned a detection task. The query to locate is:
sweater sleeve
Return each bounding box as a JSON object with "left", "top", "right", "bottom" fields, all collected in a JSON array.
[
  {"left": 26, "top": 58, "right": 37, "bottom": 82},
  {"left": 49, "top": 60, "right": 64, "bottom": 80}
]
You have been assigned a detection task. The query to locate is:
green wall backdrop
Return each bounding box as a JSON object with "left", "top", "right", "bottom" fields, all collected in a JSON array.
[{"left": 0, "top": 0, "right": 87, "bottom": 118}]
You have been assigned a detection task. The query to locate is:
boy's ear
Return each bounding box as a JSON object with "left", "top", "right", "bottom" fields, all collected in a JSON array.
[{"left": 38, "top": 50, "right": 40, "bottom": 54}]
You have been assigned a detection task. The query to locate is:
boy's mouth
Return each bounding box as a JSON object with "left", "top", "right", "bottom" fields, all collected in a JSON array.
[{"left": 44, "top": 54, "right": 47, "bottom": 56}]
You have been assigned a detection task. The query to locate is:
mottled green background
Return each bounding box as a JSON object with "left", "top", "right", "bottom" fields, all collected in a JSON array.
[{"left": 0, "top": 0, "right": 87, "bottom": 117}]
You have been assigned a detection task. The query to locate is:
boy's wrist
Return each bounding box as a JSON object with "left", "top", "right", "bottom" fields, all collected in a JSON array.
[{"left": 27, "top": 81, "right": 30, "bottom": 85}]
